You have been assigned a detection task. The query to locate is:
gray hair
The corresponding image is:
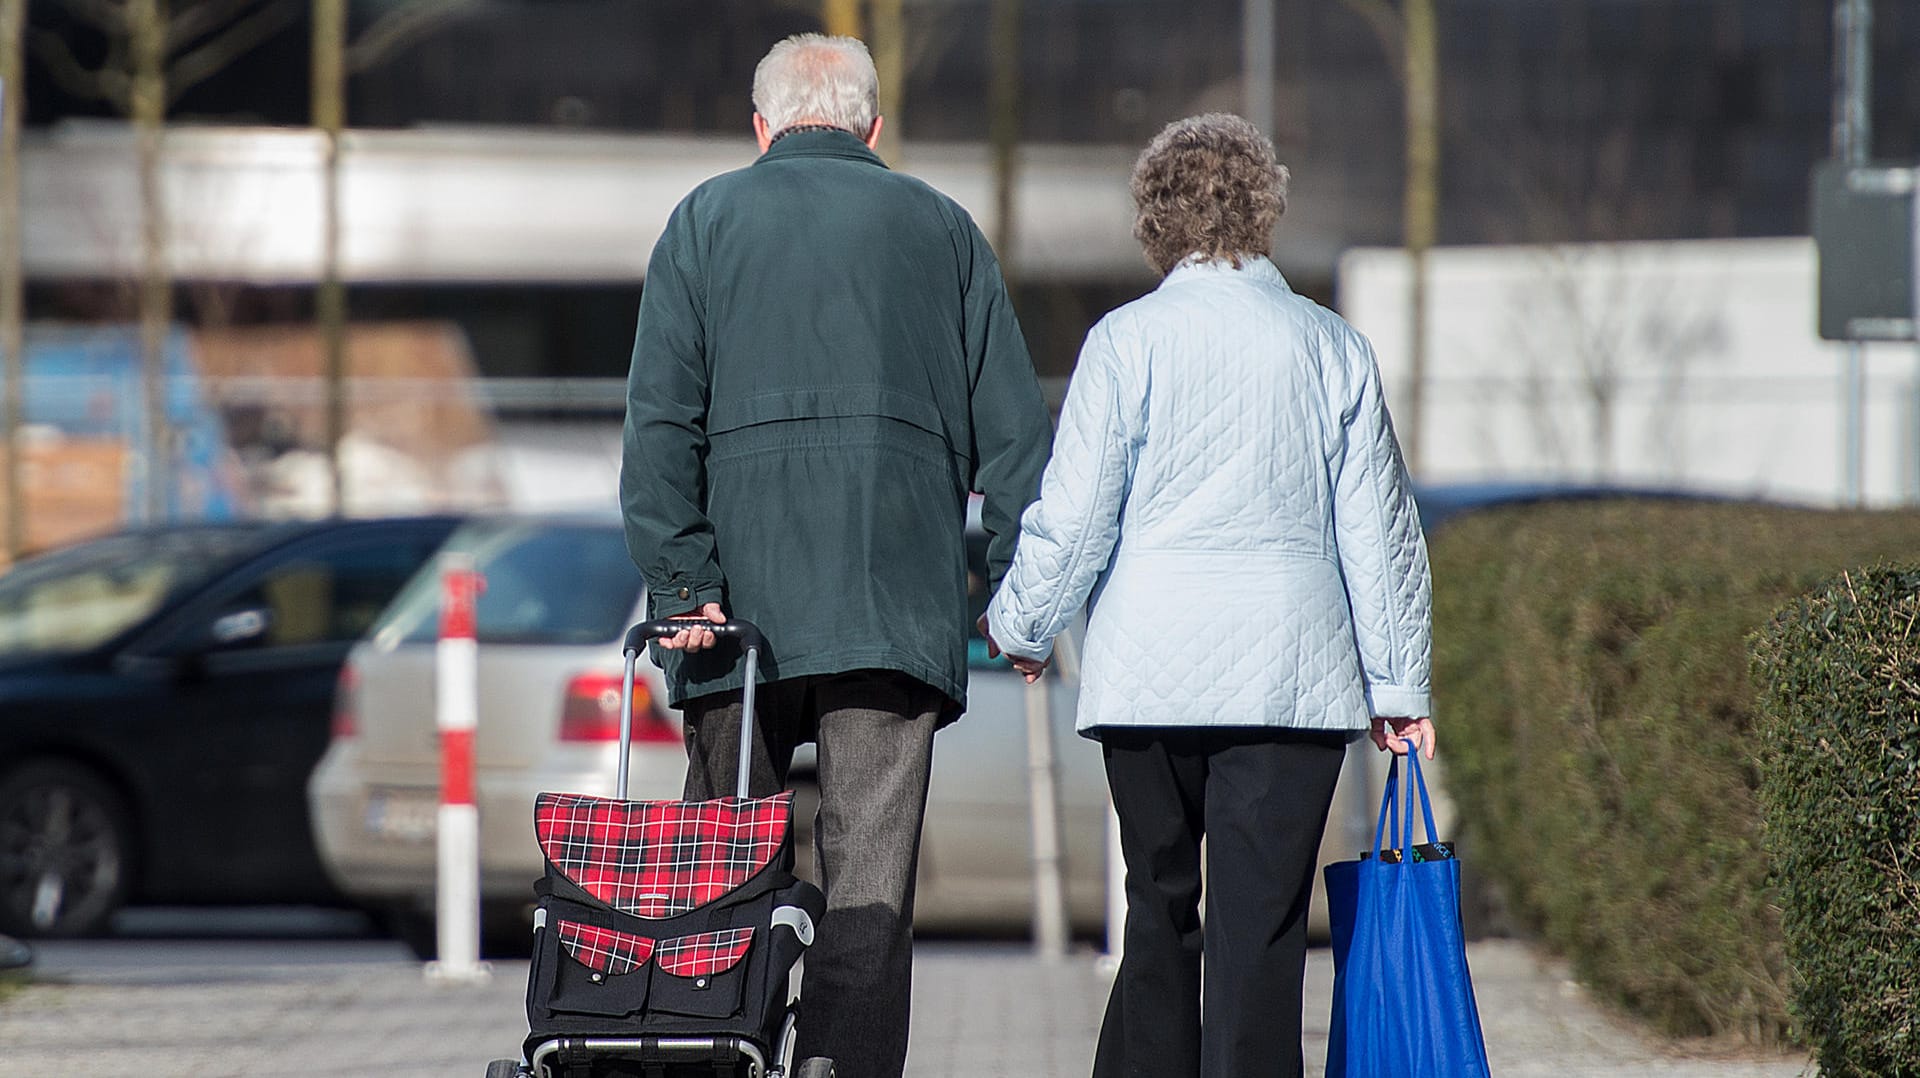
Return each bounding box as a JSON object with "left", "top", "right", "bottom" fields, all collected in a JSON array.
[{"left": 751, "top": 34, "right": 879, "bottom": 136}]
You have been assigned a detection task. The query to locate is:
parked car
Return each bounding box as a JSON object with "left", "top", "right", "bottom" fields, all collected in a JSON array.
[
  {"left": 0, "top": 515, "right": 461, "bottom": 938},
  {"left": 308, "top": 514, "right": 679, "bottom": 955},
  {"left": 308, "top": 512, "right": 1102, "bottom": 956}
]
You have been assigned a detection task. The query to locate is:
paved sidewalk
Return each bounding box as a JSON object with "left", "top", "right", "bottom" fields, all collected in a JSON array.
[{"left": 0, "top": 939, "right": 1812, "bottom": 1077}]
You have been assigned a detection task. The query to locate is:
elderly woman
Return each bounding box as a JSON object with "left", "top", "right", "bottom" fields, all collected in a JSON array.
[{"left": 985, "top": 114, "right": 1435, "bottom": 1077}]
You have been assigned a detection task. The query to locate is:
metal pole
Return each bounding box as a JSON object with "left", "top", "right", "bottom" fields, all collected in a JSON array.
[
  {"left": 617, "top": 650, "right": 636, "bottom": 800},
  {"left": 1241, "top": 0, "right": 1274, "bottom": 141},
  {"left": 0, "top": 1, "right": 25, "bottom": 563},
  {"left": 1024, "top": 670, "right": 1068, "bottom": 961},
  {"left": 736, "top": 645, "right": 759, "bottom": 800},
  {"left": 429, "top": 551, "right": 489, "bottom": 984},
  {"left": 1834, "top": 0, "right": 1872, "bottom": 507}
]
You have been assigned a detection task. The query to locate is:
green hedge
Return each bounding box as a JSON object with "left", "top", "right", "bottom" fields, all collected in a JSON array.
[
  {"left": 1429, "top": 499, "right": 1920, "bottom": 1044},
  {"left": 1750, "top": 568, "right": 1920, "bottom": 1076}
]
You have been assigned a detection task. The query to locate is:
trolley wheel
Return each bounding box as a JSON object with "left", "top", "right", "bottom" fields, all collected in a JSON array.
[
  {"left": 483, "top": 1059, "right": 524, "bottom": 1078},
  {"left": 0, "top": 760, "right": 134, "bottom": 938},
  {"left": 794, "top": 1058, "right": 835, "bottom": 1078}
]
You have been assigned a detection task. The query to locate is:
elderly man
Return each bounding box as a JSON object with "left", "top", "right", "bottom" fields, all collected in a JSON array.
[{"left": 619, "top": 32, "right": 1052, "bottom": 1078}]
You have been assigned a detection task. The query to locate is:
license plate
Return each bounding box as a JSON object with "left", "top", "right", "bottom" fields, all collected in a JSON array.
[{"left": 364, "top": 789, "right": 439, "bottom": 843}]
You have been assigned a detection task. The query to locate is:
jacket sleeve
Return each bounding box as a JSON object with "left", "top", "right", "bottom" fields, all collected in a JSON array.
[
  {"left": 985, "top": 321, "right": 1140, "bottom": 661},
  {"left": 962, "top": 221, "right": 1053, "bottom": 591},
  {"left": 1331, "top": 331, "right": 1433, "bottom": 718},
  {"left": 620, "top": 200, "right": 725, "bottom": 619}
]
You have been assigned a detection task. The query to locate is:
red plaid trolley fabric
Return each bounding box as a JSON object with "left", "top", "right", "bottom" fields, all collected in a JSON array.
[
  {"left": 557, "top": 921, "right": 656, "bottom": 975},
  {"left": 655, "top": 928, "right": 756, "bottom": 978},
  {"left": 535, "top": 791, "right": 792, "bottom": 918}
]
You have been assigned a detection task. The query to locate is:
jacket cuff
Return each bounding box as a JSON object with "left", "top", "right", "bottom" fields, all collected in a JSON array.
[
  {"left": 985, "top": 597, "right": 1055, "bottom": 663},
  {"left": 1366, "top": 684, "right": 1429, "bottom": 719},
  {"left": 648, "top": 577, "right": 726, "bottom": 620}
]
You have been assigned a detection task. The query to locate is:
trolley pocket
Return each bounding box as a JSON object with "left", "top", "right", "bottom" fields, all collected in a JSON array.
[
  {"left": 543, "top": 919, "right": 655, "bottom": 1018},
  {"left": 646, "top": 927, "right": 755, "bottom": 1019}
]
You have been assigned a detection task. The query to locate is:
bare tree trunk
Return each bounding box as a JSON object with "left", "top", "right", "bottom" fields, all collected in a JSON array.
[
  {"left": 1402, "top": 0, "right": 1437, "bottom": 477},
  {"left": 870, "top": 0, "right": 903, "bottom": 164},
  {"left": 1241, "top": 0, "right": 1274, "bottom": 141},
  {"left": 988, "top": 0, "right": 1020, "bottom": 284},
  {"left": 130, "top": 0, "right": 171, "bottom": 524},
  {"left": 1, "top": 0, "right": 23, "bottom": 559},
  {"left": 821, "top": 0, "right": 861, "bottom": 38},
  {"left": 314, "top": 0, "right": 347, "bottom": 516}
]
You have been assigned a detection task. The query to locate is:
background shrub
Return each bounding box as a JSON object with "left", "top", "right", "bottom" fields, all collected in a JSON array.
[
  {"left": 1429, "top": 498, "right": 1920, "bottom": 1044},
  {"left": 1750, "top": 567, "right": 1920, "bottom": 1076}
]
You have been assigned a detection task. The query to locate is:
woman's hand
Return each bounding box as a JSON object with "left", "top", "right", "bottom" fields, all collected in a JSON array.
[
  {"left": 1370, "top": 716, "right": 1435, "bottom": 760},
  {"left": 979, "top": 615, "right": 1050, "bottom": 683}
]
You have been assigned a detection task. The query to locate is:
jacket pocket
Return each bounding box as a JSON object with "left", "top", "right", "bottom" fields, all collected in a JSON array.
[
  {"left": 542, "top": 919, "right": 656, "bottom": 1018},
  {"left": 647, "top": 927, "right": 755, "bottom": 1019}
]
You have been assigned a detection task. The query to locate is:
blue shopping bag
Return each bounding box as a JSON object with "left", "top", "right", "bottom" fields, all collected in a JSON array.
[{"left": 1323, "top": 751, "right": 1491, "bottom": 1077}]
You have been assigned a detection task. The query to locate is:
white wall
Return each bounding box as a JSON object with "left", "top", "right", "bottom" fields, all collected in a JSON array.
[{"left": 1339, "top": 238, "right": 1920, "bottom": 508}]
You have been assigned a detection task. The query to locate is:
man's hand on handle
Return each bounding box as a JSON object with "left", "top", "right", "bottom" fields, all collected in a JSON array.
[
  {"left": 660, "top": 603, "right": 728, "bottom": 652},
  {"left": 978, "top": 614, "right": 1049, "bottom": 684},
  {"left": 1371, "top": 716, "right": 1436, "bottom": 759}
]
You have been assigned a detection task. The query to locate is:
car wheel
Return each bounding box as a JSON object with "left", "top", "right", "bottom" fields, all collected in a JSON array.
[{"left": 0, "top": 761, "right": 134, "bottom": 939}]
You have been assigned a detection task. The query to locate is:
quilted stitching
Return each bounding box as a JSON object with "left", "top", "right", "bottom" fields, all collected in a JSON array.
[
  {"left": 557, "top": 920, "right": 656, "bottom": 975},
  {"left": 534, "top": 792, "right": 790, "bottom": 918},
  {"left": 986, "top": 256, "right": 1432, "bottom": 733},
  {"left": 656, "top": 928, "right": 755, "bottom": 978}
]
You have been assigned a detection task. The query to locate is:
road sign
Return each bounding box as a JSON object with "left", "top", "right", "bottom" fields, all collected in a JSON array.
[{"left": 1813, "top": 160, "right": 1917, "bottom": 341}]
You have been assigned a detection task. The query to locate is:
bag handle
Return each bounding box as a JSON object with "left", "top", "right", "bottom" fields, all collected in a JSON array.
[
  {"left": 1405, "top": 749, "right": 1441, "bottom": 850},
  {"left": 1373, "top": 756, "right": 1400, "bottom": 859},
  {"left": 1371, "top": 750, "right": 1443, "bottom": 863}
]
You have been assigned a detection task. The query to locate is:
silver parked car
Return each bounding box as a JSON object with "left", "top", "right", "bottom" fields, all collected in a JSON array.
[
  {"left": 309, "top": 514, "right": 1105, "bottom": 956},
  {"left": 308, "top": 516, "right": 683, "bottom": 955}
]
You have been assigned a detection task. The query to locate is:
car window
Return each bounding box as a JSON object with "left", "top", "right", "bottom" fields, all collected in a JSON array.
[
  {"left": 375, "top": 522, "right": 643, "bottom": 647},
  {"left": 0, "top": 530, "right": 260, "bottom": 657},
  {"left": 145, "top": 533, "right": 444, "bottom": 655},
  {"left": 234, "top": 542, "right": 443, "bottom": 647}
]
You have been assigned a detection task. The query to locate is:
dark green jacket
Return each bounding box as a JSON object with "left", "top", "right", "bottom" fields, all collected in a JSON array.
[{"left": 620, "top": 129, "right": 1052, "bottom": 712}]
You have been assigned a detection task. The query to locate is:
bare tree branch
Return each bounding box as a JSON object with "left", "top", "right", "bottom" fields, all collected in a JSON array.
[
  {"left": 167, "top": 0, "right": 266, "bottom": 51},
  {"left": 347, "top": 0, "right": 483, "bottom": 74},
  {"left": 167, "top": 0, "right": 299, "bottom": 102},
  {"left": 30, "top": 25, "right": 131, "bottom": 108},
  {"left": 1338, "top": 0, "right": 1405, "bottom": 83}
]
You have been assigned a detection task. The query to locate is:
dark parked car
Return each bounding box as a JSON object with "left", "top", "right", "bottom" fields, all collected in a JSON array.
[{"left": 0, "top": 516, "right": 459, "bottom": 938}]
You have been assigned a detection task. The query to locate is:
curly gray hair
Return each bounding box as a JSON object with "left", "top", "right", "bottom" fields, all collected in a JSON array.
[
  {"left": 1130, "top": 113, "right": 1291, "bottom": 275},
  {"left": 751, "top": 34, "right": 879, "bottom": 137}
]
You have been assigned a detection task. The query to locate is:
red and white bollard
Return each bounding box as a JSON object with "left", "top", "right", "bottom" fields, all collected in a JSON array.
[{"left": 428, "top": 551, "right": 489, "bottom": 984}]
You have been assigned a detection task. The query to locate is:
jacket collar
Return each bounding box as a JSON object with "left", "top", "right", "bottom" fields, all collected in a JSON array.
[
  {"left": 1159, "top": 254, "right": 1290, "bottom": 292},
  {"left": 755, "top": 127, "right": 889, "bottom": 169}
]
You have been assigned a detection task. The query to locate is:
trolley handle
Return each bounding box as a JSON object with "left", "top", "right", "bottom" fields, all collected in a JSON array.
[
  {"left": 626, "top": 618, "right": 768, "bottom": 655},
  {"left": 617, "top": 617, "right": 766, "bottom": 801}
]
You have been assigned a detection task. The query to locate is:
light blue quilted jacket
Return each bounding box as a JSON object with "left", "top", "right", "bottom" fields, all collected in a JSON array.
[{"left": 986, "top": 255, "right": 1431, "bottom": 736}]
